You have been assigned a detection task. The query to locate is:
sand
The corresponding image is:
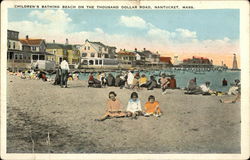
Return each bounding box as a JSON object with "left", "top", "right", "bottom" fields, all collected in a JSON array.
[{"left": 6, "top": 74, "right": 241, "bottom": 153}]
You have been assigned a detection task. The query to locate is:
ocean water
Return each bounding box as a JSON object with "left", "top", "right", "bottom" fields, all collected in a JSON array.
[{"left": 77, "top": 70, "right": 240, "bottom": 92}]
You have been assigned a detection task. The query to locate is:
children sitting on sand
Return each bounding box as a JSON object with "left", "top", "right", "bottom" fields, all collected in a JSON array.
[
  {"left": 144, "top": 95, "right": 162, "bottom": 117},
  {"left": 95, "top": 91, "right": 127, "bottom": 121},
  {"left": 126, "top": 92, "right": 143, "bottom": 119}
]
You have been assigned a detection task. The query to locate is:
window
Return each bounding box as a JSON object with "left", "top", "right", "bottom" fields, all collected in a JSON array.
[
  {"left": 53, "top": 50, "right": 56, "bottom": 54},
  {"left": 19, "top": 55, "right": 23, "bottom": 60},
  {"left": 14, "top": 54, "right": 18, "bottom": 59},
  {"left": 98, "top": 53, "right": 102, "bottom": 58},
  {"left": 88, "top": 46, "right": 90, "bottom": 50},
  {"left": 31, "top": 46, "right": 36, "bottom": 51},
  {"left": 89, "top": 60, "right": 94, "bottom": 65},
  {"left": 8, "top": 41, "right": 11, "bottom": 48},
  {"left": 104, "top": 48, "right": 107, "bottom": 51},
  {"left": 99, "top": 60, "right": 102, "bottom": 65},
  {"left": 84, "top": 47, "right": 86, "bottom": 50},
  {"left": 82, "top": 60, "right": 88, "bottom": 65},
  {"left": 95, "top": 60, "right": 99, "bottom": 65},
  {"left": 91, "top": 53, "right": 95, "bottom": 57},
  {"left": 99, "top": 47, "right": 102, "bottom": 52},
  {"left": 82, "top": 53, "right": 87, "bottom": 57},
  {"left": 9, "top": 52, "right": 13, "bottom": 59},
  {"left": 32, "top": 55, "right": 39, "bottom": 60},
  {"left": 104, "top": 54, "right": 109, "bottom": 58},
  {"left": 39, "top": 55, "right": 45, "bottom": 60},
  {"left": 13, "top": 42, "right": 15, "bottom": 49}
]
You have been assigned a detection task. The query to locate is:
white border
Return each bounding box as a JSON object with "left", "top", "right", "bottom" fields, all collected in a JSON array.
[{"left": 1, "top": 1, "right": 249, "bottom": 160}]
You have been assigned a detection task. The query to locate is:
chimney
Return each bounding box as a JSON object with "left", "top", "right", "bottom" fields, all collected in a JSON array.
[
  {"left": 65, "top": 38, "right": 68, "bottom": 44},
  {"left": 26, "top": 35, "right": 29, "bottom": 40},
  {"left": 135, "top": 48, "right": 137, "bottom": 52},
  {"left": 123, "top": 49, "right": 126, "bottom": 51},
  {"left": 53, "top": 40, "right": 55, "bottom": 43},
  {"left": 143, "top": 48, "right": 146, "bottom": 51}
]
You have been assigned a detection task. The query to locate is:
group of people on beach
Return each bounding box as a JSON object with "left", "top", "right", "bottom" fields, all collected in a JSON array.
[
  {"left": 8, "top": 57, "right": 241, "bottom": 104},
  {"left": 9, "top": 70, "right": 50, "bottom": 82},
  {"left": 88, "top": 71, "right": 177, "bottom": 94},
  {"left": 95, "top": 91, "right": 162, "bottom": 121}
]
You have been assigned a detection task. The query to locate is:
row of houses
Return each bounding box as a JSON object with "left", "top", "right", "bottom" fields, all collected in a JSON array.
[{"left": 7, "top": 29, "right": 173, "bottom": 71}]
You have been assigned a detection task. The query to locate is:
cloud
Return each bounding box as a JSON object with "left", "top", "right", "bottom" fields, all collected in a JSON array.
[
  {"left": 9, "top": 9, "right": 74, "bottom": 40},
  {"left": 119, "top": 16, "right": 147, "bottom": 29},
  {"left": 175, "top": 28, "right": 197, "bottom": 39}
]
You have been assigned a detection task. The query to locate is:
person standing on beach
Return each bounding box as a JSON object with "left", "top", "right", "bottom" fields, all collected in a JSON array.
[
  {"left": 222, "top": 78, "right": 228, "bottom": 86},
  {"left": 95, "top": 91, "right": 127, "bottom": 121},
  {"left": 127, "top": 71, "right": 134, "bottom": 89},
  {"left": 53, "top": 66, "right": 62, "bottom": 85},
  {"left": 60, "top": 58, "right": 70, "bottom": 88}
]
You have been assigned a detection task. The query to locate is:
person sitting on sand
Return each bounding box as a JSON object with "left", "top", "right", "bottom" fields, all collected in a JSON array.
[
  {"left": 139, "top": 74, "right": 148, "bottom": 88},
  {"left": 169, "top": 76, "right": 177, "bottom": 89},
  {"left": 119, "top": 72, "right": 126, "bottom": 89},
  {"left": 95, "top": 91, "right": 127, "bottom": 121},
  {"left": 146, "top": 76, "right": 158, "bottom": 90},
  {"left": 106, "top": 73, "right": 115, "bottom": 86},
  {"left": 100, "top": 72, "right": 107, "bottom": 87},
  {"left": 228, "top": 79, "right": 240, "bottom": 95},
  {"left": 126, "top": 92, "right": 143, "bottom": 119},
  {"left": 199, "top": 81, "right": 214, "bottom": 95},
  {"left": 220, "top": 81, "right": 241, "bottom": 103},
  {"left": 88, "top": 73, "right": 95, "bottom": 87},
  {"left": 131, "top": 73, "right": 140, "bottom": 90},
  {"left": 20, "top": 72, "right": 26, "bottom": 79},
  {"left": 185, "top": 77, "right": 202, "bottom": 94},
  {"left": 115, "top": 74, "right": 122, "bottom": 87},
  {"left": 144, "top": 95, "right": 162, "bottom": 117},
  {"left": 159, "top": 73, "right": 170, "bottom": 94}
]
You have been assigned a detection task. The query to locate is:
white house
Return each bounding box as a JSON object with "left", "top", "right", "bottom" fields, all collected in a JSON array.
[{"left": 79, "top": 39, "right": 118, "bottom": 68}]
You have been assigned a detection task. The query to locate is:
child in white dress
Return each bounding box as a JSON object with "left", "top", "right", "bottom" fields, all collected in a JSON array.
[{"left": 126, "top": 92, "right": 143, "bottom": 119}]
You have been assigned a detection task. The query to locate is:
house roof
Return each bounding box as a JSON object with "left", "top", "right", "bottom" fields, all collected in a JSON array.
[
  {"left": 140, "top": 50, "right": 160, "bottom": 58},
  {"left": 183, "top": 56, "right": 210, "bottom": 61},
  {"left": 117, "top": 50, "right": 135, "bottom": 56},
  {"left": 19, "top": 38, "right": 44, "bottom": 46},
  {"left": 86, "top": 40, "right": 116, "bottom": 51},
  {"left": 46, "top": 43, "right": 73, "bottom": 50},
  {"left": 160, "top": 57, "right": 172, "bottom": 64}
]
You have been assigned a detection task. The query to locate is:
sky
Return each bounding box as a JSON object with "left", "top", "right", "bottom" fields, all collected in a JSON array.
[{"left": 8, "top": 8, "right": 240, "bottom": 67}]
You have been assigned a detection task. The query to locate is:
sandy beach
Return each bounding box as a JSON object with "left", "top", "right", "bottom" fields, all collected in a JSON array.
[{"left": 6, "top": 74, "right": 240, "bottom": 153}]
